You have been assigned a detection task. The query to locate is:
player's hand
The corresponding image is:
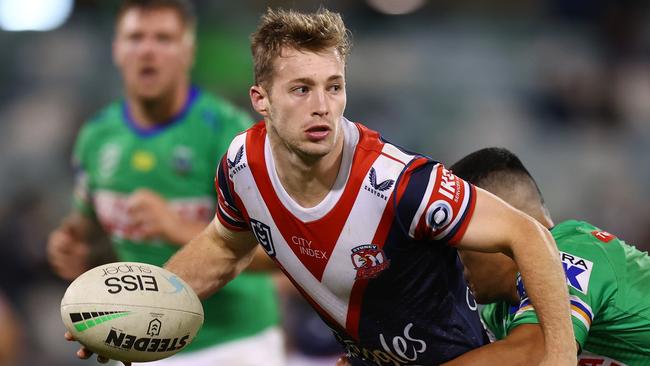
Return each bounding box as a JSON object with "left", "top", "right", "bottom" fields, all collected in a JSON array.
[
  {"left": 47, "top": 222, "right": 90, "bottom": 280},
  {"left": 126, "top": 189, "right": 177, "bottom": 241},
  {"left": 336, "top": 356, "right": 351, "bottom": 366},
  {"left": 65, "top": 331, "right": 131, "bottom": 366}
]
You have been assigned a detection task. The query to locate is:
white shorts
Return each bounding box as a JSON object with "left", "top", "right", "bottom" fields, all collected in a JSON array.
[{"left": 135, "top": 326, "right": 285, "bottom": 366}]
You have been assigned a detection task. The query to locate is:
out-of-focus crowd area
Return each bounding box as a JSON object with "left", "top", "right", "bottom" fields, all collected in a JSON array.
[{"left": 0, "top": 0, "right": 648, "bottom": 365}]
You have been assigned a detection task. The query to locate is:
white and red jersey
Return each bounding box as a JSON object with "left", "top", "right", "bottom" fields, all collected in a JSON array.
[{"left": 215, "top": 119, "right": 487, "bottom": 365}]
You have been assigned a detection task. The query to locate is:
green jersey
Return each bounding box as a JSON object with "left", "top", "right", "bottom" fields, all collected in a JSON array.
[
  {"left": 72, "top": 87, "right": 279, "bottom": 352},
  {"left": 482, "top": 220, "right": 650, "bottom": 365}
]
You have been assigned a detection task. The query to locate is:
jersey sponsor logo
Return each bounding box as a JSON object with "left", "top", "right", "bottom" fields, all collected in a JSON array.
[
  {"left": 466, "top": 286, "right": 478, "bottom": 311},
  {"left": 131, "top": 150, "right": 156, "bottom": 172},
  {"left": 351, "top": 244, "right": 390, "bottom": 280},
  {"left": 251, "top": 218, "right": 275, "bottom": 257},
  {"left": 335, "top": 323, "right": 427, "bottom": 366},
  {"left": 94, "top": 191, "right": 213, "bottom": 240},
  {"left": 363, "top": 167, "right": 394, "bottom": 200},
  {"left": 579, "top": 351, "right": 627, "bottom": 366},
  {"left": 560, "top": 252, "right": 593, "bottom": 295},
  {"left": 171, "top": 146, "right": 193, "bottom": 175},
  {"left": 591, "top": 230, "right": 616, "bottom": 243},
  {"left": 426, "top": 200, "right": 453, "bottom": 230},
  {"left": 98, "top": 143, "right": 121, "bottom": 180},
  {"left": 291, "top": 236, "right": 328, "bottom": 260},
  {"left": 227, "top": 145, "right": 248, "bottom": 178},
  {"left": 378, "top": 323, "right": 427, "bottom": 363},
  {"left": 438, "top": 168, "right": 459, "bottom": 202}
]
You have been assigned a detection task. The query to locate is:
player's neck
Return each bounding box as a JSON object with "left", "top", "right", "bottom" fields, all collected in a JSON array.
[
  {"left": 127, "top": 84, "right": 189, "bottom": 128},
  {"left": 270, "top": 135, "right": 345, "bottom": 209}
]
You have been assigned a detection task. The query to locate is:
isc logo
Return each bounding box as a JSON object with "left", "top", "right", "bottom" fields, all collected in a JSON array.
[{"left": 104, "top": 275, "right": 159, "bottom": 294}]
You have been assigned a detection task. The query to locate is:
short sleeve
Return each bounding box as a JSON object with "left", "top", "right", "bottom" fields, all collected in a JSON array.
[
  {"left": 507, "top": 245, "right": 616, "bottom": 350},
  {"left": 214, "top": 154, "right": 248, "bottom": 231},
  {"left": 71, "top": 125, "right": 96, "bottom": 218},
  {"left": 396, "top": 160, "right": 477, "bottom": 245}
]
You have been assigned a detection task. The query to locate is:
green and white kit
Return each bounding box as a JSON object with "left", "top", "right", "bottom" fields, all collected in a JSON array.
[
  {"left": 72, "top": 87, "right": 279, "bottom": 353},
  {"left": 482, "top": 220, "right": 650, "bottom": 366}
]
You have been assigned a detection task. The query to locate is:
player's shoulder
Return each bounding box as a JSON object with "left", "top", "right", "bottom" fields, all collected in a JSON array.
[
  {"left": 78, "top": 101, "right": 123, "bottom": 139},
  {"left": 553, "top": 220, "right": 625, "bottom": 260},
  {"left": 353, "top": 120, "right": 435, "bottom": 172}
]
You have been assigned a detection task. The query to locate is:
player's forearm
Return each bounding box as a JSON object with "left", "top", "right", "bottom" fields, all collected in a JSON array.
[
  {"left": 442, "top": 324, "right": 545, "bottom": 366},
  {"left": 165, "top": 217, "right": 209, "bottom": 246},
  {"left": 442, "top": 341, "right": 533, "bottom": 366},
  {"left": 165, "top": 224, "right": 253, "bottom": 299},
  {"left": 511, "top": 219, "right": 576, "bottom": 362}
]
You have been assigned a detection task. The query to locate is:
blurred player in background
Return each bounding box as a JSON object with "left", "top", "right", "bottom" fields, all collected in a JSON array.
[
  {"left": 46, "top": 1, "right": 283, "bottom": 365},
  {"left": 446, "top": 147, "right": 650, "bottom": 366},
  {"left": 158, "top": 8, "right": 577, "bottom": 366}
]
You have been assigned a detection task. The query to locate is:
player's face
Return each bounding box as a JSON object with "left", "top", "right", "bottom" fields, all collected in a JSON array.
[
  {"left": 113, "top": 7, "right": 193, "bottom": 101},
  {"left": 458, "top": 250, "right": 517, "bottom": 304},
  {"left": 251, "top": 47, "right": 346, "bottom": 160}
]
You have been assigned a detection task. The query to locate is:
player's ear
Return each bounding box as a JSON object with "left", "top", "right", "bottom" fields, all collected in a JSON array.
[{"left": 250, "top": 85, "right": 269, "bottom": 117}]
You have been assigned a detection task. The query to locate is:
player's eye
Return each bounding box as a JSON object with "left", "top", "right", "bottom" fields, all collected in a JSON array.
[
  {"left": 127, "top": 33, "right": 144, "bottom": 42},
  {"left": 328, "top": 84, "right": 342, "bottom": 93},
  {"left": 292, "top": 86, "right": 309, "bottom": 95},
  {"left": 156, "top": 33, "right": 173, "bottom": 44}
]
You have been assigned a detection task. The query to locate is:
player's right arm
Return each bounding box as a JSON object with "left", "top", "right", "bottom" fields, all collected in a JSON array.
[
  {"left": 164, "top": 218, "right": 259, "bottom": 299},
  {"left": 47, "top": 212, "right": 103, "bottom": 280}
]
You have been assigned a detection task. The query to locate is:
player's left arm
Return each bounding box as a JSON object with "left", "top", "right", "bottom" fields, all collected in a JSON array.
[
  {"left": 441, "top": 324, "right": 545, "bottom": 366},
  {"left": 457, "top": 188, "right": 576, "bottom": 365}
]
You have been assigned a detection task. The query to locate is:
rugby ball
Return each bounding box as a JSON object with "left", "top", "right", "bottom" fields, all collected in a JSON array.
[{"left": 60, "top": 262, "right": 204, "bottom": 362}]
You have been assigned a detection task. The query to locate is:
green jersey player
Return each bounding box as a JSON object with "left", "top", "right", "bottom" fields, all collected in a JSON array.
[
  {"left": 47, "top": 1, "right": 282, "bottom": 365},
  {"left": 443, "top": 147, "right": 650, "bottom": 366}
]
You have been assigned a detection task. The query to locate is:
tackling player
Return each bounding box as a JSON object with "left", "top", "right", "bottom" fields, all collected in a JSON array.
[
  {"left": 48, "top": 1, "right": 283, "bottom": 365},
  {"left": 69, "top": 8, "right": 577, "bottom": 366},
  {"left": 446, "top": 147, "right": 650, "bottom": 366}
]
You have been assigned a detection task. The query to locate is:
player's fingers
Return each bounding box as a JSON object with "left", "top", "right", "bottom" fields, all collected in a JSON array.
[
  {"left": 97, "top": 355, "right": 109, "bottom": 363},
  {"left": 48, "top": 231, "right": 72, "bottom": 253},
  {"left": 76, "top": 346, "right": 93, "bottom": 359},
  {"left": 336, "top": 356, "right": 351, "bottom": 366},
  {"left": 64, "top": 331, "right": 74, "bottom": 341}
]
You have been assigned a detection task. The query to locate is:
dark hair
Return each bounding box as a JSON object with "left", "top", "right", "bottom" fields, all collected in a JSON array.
[
  {"left": 450, "top": 147, "right": 545, "bottom": 202},
  {"left": 116, "top": 0, "right": 196, "bottom": 31},
  {"left": 250, "top": 8, "right": 352, "bottom": 88}
]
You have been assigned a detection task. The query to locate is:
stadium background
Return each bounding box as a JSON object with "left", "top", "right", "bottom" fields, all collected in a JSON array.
[{"left": 0, "top": 0, "right": 648, "bottom": 364}]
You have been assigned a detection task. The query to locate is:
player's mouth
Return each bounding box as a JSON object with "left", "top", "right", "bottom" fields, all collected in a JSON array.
[
  {"left": 138, "top": 66, "right": 159, "bottom": 82},
  {"left": 305, "top": 125, "right": 330, "bottom": 142}
]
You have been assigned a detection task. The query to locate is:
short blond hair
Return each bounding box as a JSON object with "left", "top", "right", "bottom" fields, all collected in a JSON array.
[{"left": 250, "top": 8, "right": 352, "bottom": 88}]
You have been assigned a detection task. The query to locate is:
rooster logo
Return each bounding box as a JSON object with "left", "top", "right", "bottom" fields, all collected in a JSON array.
[
  {"left": 351, "top": 244, "right": 390, "bottom": 280},
  {"left": 368, "top": 167, "right": 394, "bottom": 191},
  {"left": 227, "top": 145, "right": 244, "bottom": 168}
]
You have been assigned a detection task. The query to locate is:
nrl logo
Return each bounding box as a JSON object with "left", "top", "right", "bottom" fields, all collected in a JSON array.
[
  {"left": 364, "top": 167, "right": 395, "bottom": 200},
  {"left": 351, "top": 244, "right": 390, "bottom": 280}
]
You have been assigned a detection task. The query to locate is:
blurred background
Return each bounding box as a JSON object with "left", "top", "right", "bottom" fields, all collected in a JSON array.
[{"left": 0, "top": 0, "right": 649, "bottom": 365}]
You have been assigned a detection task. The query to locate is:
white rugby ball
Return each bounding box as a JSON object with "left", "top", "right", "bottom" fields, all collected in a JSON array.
[{"left": 60, "top": 262, "right": 204, "bottom": 362}]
